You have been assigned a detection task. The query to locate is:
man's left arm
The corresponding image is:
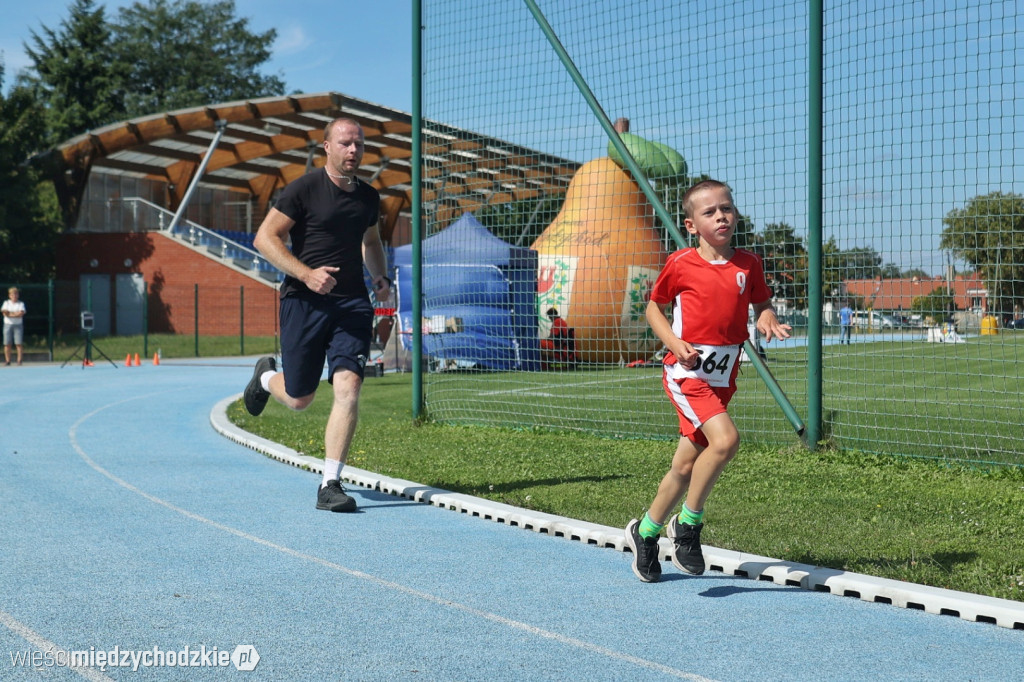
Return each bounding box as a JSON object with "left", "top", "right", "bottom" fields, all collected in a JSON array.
[{"left": 363, "top": 222, "right": 391, "bottom": 303}]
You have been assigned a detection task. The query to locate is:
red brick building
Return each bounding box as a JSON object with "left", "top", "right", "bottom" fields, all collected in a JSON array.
[
  {"left": 46, "top": 92, "right": 573, "bottom": 340},
  {"left": 843, "top": 273, "right": 989, "bottom": 313},
  {"left": 56, "top": 231, "right": 279, "bottom": 336}
]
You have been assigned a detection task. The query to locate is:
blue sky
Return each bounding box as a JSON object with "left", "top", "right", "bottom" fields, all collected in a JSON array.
[
  {"left": 3, "top": 1, "right": 1020, "bottom": 276},
  {"left": 0, "top": 0, "right": 413, "bottom": 111}
]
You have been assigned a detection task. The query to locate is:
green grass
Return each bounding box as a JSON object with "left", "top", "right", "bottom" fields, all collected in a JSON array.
[
  {"left": 24, "top": 333, "right": 278, "bottom": 361},
  {"left": 228, "top": 372, "right": 1024, "bottom": 603},
  {"left": 413, "top": 333, "right": 1024, "bottom": 466}
]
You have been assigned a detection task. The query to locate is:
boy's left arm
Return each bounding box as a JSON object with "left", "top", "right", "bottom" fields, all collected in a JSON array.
[{"left": 752, "top": 301, "right": 791, "bottom": 342}]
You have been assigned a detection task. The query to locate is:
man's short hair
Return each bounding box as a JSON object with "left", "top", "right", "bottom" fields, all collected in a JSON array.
[{"left": 324, "top": 117, "right": 362, "bottom": 141}]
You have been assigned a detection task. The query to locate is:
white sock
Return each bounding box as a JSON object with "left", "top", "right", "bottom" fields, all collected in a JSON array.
[
  {"left": 321, "top": 459, "right": 343, "bottom": 489},
  {"left": 260, "top": 371, "right": 276, "bottom": 391}
]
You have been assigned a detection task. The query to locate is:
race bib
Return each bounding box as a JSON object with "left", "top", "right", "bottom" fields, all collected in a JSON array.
[{"left": 669, "top": 344, "right": 739, "bottom": 387}]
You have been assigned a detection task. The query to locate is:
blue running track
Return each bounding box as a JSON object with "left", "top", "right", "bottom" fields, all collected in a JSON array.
[{"left": 1, "top": 360, "right": 1022, "bottom": 681}]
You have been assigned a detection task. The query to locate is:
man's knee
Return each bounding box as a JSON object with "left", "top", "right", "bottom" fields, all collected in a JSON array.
[
  {"left": 331, "top": 367, "right": 363, "bottom": 389},
  {"left": 282, "top": 393, "right": 316, "bottom": 411}
]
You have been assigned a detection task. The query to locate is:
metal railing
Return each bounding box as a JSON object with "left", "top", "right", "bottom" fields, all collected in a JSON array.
[{"left": 105, "top": 197, "right": 283, "bottom": 283}]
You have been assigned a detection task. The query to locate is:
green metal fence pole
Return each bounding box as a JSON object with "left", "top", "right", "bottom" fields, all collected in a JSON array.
[
  {"left": 411, "top": 0, "right": 424, "bottom": 419},
  {"left": 522, "top": 0, "right": 683, "bottom": 246},
  {"left": 807, "top": 0, "right": 824, "bottom": 448},
  {"left": 744, "top": 341, "right": 805, "bottom": 437},
  {"left": 525, "top": 0, "right": 805, "bottom": 439},
  {"left": 194, "top": 283, "right": 199, "bottom": 357},
  {"left": 143, "top": 281, "right": 149, "bottom": 358},
  {"left": 240, "top": 285, "right": 245, "bottom": 356},
  {"left": 47, "top": 278, "right": 54, "bottom": 360},
  {"left": 85, "top": 280, "right": 93, "bottom": 362}
]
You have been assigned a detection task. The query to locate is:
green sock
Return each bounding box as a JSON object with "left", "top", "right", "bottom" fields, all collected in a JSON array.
[
  {"left": 678, "top": 504, "right": 704, "bottom": 526},
  {"left": 638, "top": 512, "right": 665, "bottom": 539}
]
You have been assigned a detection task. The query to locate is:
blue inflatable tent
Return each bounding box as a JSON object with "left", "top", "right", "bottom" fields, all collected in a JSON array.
[{"left": 393, "top": 213, "right": 540, "bottom": 371}]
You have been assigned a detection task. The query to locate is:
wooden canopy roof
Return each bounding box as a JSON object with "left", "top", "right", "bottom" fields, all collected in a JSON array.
[{"left": 47, "top": 91, "right": 580, "bottom": 241}]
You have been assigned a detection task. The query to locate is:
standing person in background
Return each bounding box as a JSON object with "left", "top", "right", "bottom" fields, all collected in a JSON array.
[
  {"left": 839, "top": 302, "right": 853, "bottom": 345},
  {"left": 242, "top": 117, "right": 391, "bottom": 513},
  {"left": 2, "top": 287, "right": 26, "bottom": 366},
  {"left": 625, "top": 179, "right": 790, "bottom": 583}
]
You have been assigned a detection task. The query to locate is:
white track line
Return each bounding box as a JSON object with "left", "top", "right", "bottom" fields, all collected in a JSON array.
[
  {"left": 211, "top": 395, "right": 1024, "bottom": 631},
  {"left": 477, "top": 372, "right": 657, "bottom": 396},
  {"left": 0, "top": 610, "right": 115, "bottom": 682},
  {"left": 60, "top": 395, "right": 716, "bottom": 682}
]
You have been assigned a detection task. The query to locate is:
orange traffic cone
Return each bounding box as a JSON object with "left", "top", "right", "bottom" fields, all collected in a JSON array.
[
  {"left": 125, "top": 353, "right": 132, "bottom": 367},
  {"left": 133, "top": 353, "right": 141, "bottom": 367},
  {"left": 153, "top": 353, "right": 160, "bottom": 366}
]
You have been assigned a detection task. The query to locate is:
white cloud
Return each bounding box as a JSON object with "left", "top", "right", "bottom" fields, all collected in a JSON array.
[{"left": 274, "top": 24, "right": 314, "bottom": 56}]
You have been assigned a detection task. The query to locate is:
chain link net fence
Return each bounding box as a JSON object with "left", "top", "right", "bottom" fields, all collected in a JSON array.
[{"left": 414, "top": 0, "right": 1023, "bottom": 466}]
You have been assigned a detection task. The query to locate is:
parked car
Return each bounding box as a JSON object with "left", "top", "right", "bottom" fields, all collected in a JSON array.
[
  {"left": 851, "top": 311, "right": 896, "bottom": 329},
  {"left": 892, "top": 314, "right": 917, "bottom": 328}
]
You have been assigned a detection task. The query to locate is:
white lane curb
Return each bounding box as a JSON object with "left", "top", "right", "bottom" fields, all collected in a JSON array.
[{"left": 211, "top": 395, "right": 1024, "bottom": 630}]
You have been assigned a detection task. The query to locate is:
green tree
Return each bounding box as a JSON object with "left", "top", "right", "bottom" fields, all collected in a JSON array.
[
  {"left": 19, "top": 0, "right": 123, "bottom": 145},
  {"left": 822, "top": 237, "right": 883, "bottom": 303},
  {"left": 113, "top": 0, "right": 285, "bottom": 118},
  {"left": 0, "top": 67, "right": 63, "bottom": 280},
  {"left": 20, "top": 0, "right": 286, "bottom": 137},
  {"left": 940, "top": 191, "right": 1024, "bottom": 317},
  {"left": 911, "top": 286, "right": 954, "bottom": 324},
  {"left": 477, "top": 194, "right": 565, "bottom": 246},
  {"left": 750, "top": 222, "right": 808, "bottom": 308},
  {"left": 879, "top": 263, "right": 902, "bottom": 278},
  {"left": 8, "top": 0, "right": 289, "bottom": 281},
  {"left": 835, "top": 245, "right": 882, "bottom": 280},
  {"left": 730, "top": 211, "right": 757, "bottom": 252}
]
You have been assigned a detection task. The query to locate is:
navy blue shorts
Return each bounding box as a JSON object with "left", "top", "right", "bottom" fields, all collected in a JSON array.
[{"left": 279, "top": 294, "right": 373, "bottom": 398}]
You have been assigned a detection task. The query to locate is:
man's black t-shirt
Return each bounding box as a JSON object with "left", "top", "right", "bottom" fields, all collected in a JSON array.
[{"left": 273, "top": 169, "right": 380, "bottom": 299}]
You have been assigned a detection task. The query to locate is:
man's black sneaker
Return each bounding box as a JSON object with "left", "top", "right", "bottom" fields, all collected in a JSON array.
[
  {"left": 625, "top": 518, "right": 662, "bottom": 583},
  {"left": 667, "top": 516, "right": 706, "bottom": 575},
  {"left": 243, "top": 356, "right": 276, "bottom": 416},
  {"left": 316, "top": 479, "right": 357, "bottom": 513}
]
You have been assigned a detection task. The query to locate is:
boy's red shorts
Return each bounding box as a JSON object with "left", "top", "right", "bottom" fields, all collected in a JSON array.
[{"left": 662, "top": 373, "right": 737, "bottom": 447}]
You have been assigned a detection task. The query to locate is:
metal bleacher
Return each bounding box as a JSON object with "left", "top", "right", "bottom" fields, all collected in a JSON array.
[{"left": 109, "top": 197, "right": 284, "bottom": 283}]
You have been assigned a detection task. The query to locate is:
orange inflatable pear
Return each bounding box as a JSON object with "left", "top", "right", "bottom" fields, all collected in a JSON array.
[{"left": 532, "top": 157, "right": 667, "bottom": 364}]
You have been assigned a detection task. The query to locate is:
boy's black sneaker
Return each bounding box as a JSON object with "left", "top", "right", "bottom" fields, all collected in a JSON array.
[
  {"left": 667, "top": 517, "right": 706, "bottom": 575},
  {"left": 625, "top": 518, "right": 662, "bottom": 583},
  {"left": 243, "top": 356, "right": 276, "bottom": 416},
  {"left": 316, "top": 479, "right": 357, "bottom": 513}
]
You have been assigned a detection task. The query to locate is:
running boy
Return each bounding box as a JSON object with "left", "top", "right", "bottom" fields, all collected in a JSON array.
[{"left": 625, "top": 179, "right": 790, "bottom": 582}]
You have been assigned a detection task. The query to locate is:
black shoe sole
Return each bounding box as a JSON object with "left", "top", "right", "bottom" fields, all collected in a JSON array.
[
  {"left": 243, "top": 357, "right": 275, "bottom": 416},
  {"left": 316, "top": 482, "right": 357, "bottom": 513},
  {"left": 671, "top": 559, "right": 706, "bottom": 576},
  {"left": 316, "top": 499, "right": 357, "bottom": 513}
]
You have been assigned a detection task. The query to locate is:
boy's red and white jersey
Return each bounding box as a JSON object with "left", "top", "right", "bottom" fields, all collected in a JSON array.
[{"left": 649, "top": 247, "right": 771, "bottom": 346}]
